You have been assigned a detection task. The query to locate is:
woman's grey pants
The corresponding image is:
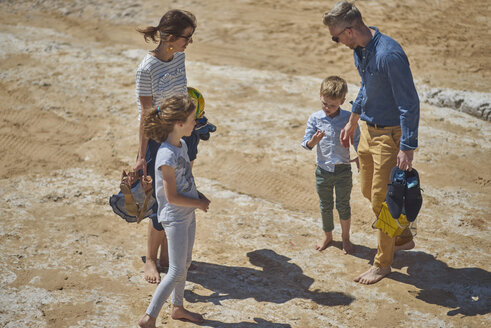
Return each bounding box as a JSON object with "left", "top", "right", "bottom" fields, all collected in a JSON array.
[{"left": 146, "top": 212, "right": 196, "bottom": 318}]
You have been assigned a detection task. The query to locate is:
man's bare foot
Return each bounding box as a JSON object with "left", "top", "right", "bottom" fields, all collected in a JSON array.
[
  {"left": 314, "top": 232, "right": 332, "bottom": 251},
  {"left": 394, "top": 240, "right": 415, "bottom": 252},
  {"left": 354, "top": 266, "right": 391, "bottom": 284},
  {"left": 342, "top": 238, "right": 354, "bottom": 254},
  {"left": 138, "top": 314, "right": 156, "bottom": 328},
  {"left": 144, "top": 259, "right": 161, "bottom": 284},
  {"left": 171, "top": 305, "right": 204, "bottom": 323}
]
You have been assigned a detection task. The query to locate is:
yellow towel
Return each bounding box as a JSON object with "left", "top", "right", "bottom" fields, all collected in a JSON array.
[{"left": 373, "top": 202, "right": 409, "bottom": 237}]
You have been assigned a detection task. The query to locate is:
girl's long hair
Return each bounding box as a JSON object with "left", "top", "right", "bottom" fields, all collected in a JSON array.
[
  {"left": 143, "top": 95, "right": 195, "bottom": 143},
  {"left": 137, "top": 9, "right": 197, "bottom": 43}
]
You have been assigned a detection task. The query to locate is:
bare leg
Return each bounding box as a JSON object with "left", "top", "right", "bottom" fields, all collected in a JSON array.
[
  {"left": 138, "top": 314, "right": 156, "bottom": 328},
  {"left": 145, "top": 221, "right": 164, "bottom": 284},
  {"left": 354, "top": 266, "right": 391, "bottom": 284},
  {"left": 340, "top": 218, "right": 354, "bottom": 254},
  {"left": 394, "top": 239, "right": 415, "bottom": 252},
  {"left": 171, "top": 305, "right": 204, "bottom": 323},
  {"left": 314, "top": 231, "right": 332, "bottom": 251}
]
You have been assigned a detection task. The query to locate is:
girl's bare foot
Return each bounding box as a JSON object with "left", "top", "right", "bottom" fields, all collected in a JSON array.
[
  {"left": 138, "top": 314, "right": 156, "bottom": 328},
  {"left": 354, "top": 266, "right": 391, "bottom": 284},
  {"left": 314, "top": 232, "right": 332, "bottom": 251},
  {"left": 171, "top": 305, "right": 204, "bottom": 323},
  {"left": 342, "top": 238, "right": 354, "bottom": 254},
  {"left": 144, "top": 259, "right": 161, "bottom": 284},
  {"left": 394, "top": 240, "right": 415, "bottom": 252}
]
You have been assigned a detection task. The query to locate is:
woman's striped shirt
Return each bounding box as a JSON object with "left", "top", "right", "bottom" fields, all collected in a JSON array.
[{"left": 136, "top": 52, "right": 187, "bottom": 118}]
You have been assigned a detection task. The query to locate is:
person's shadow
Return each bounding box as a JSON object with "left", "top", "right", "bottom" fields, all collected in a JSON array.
[
  {"left": 388, "top": 250, "right": 490, "bottom": 316},
  {"left": 202, "top": 318, "right": 291, "bottom": 328},
  {"left": 321, "top": 239, "right": 490, "bottom": 316},
  {"left": 185, "top": 248, "right": 354, "bottom": 309}
]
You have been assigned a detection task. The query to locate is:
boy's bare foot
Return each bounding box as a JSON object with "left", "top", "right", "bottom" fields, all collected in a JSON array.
[
  {"left": 340, "top": 218, "right": 352, "bottom": 254},
  {"left": 342, "top": 238, "right": 354, "bottom": 254},
  {"left": 394, "top": 240, "right": 415, "bottom": 252},
  {"left": 144, "top": 259, "right": 161, "bottom": 284},
  {"left": 314, "top": 232, "right": 332, "bottom": 251},
  {"left": 171, "top": 305, "right": 204, "bottom": 323},
  {"left": 354, "top": 266, "right": 391, "bottom": 284},
  {"left": 138, "top": 314, "right": 156, "bottom": 328}
]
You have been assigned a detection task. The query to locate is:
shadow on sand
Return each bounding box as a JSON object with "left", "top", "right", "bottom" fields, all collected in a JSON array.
[
  {"left": 199, "top": 318, "right": 291, "bottom": 328},
  {"left": 185, "top": 248, "right": 354, "bottom": 308},
  {"left": 389, "top": 250, "right": 491, "bottom": 316},
  {"left": 313, "top": 240, "right": 490, "bottom": 316},
  {"left": 329, "top": 240, "right": 376, "bottom": 264}
]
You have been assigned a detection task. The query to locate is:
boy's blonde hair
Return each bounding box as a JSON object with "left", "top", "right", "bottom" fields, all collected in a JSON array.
[
  {"left": 320, "top": 76, "right": 348, "bottom": 99},
  {"left": 143, "top": 95, "right": 195, "bottom": 143}
]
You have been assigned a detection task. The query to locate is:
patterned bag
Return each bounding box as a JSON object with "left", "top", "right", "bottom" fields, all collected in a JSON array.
[{"left": 109, "top": 170, "right": 156, "bottom": 223}]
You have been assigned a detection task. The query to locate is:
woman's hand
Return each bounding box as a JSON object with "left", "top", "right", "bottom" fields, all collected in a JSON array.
[{"left": 134, "top": 157, "right": 147, "bottom": 176}]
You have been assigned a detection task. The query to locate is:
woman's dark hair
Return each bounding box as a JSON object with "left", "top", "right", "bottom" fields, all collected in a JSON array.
[{"left": 137, "top": 9, "right": 197, "bottom": 43}]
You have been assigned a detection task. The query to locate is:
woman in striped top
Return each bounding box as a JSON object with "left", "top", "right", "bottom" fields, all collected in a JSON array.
[{"left": 134, "top": 9, "right": 198, "bottom": 285}]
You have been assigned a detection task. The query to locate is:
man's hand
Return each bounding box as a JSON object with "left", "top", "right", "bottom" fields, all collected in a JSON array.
[
  {"left": 397, "top": 149, "right": 414, "bottom": 171},
  {"left": 340, "top": 122, "right": 356, "bottom": 148}
]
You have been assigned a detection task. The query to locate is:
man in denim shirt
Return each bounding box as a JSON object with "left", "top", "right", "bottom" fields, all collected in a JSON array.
[{"left": 323, "top": 1, "right": 420, "bottom": 284}]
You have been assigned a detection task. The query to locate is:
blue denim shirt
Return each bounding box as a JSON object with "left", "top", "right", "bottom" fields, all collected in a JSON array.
[
  {"left": 302, "top": 108, "right": 360, "bottom": 172},
  {"left": 352, "top": 27, "right": 419, "bottom": 151}
]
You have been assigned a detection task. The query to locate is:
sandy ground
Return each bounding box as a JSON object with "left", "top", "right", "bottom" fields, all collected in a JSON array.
[{"left": 1, "top": 1, "right": 490, "bottom": 327}]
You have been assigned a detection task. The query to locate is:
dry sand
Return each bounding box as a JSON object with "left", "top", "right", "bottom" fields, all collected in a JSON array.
[{"left": 1, "top": 1, "right": 490, "bottom": 327}]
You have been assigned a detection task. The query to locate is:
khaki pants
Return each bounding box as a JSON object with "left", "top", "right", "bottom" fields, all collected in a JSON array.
[{"left": 358, "top": 123, "right": 410, "bottom": 268}]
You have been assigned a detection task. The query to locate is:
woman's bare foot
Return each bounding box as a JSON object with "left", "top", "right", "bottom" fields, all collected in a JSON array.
[
  {"left": 354, "top": 266, "right": 391, "bottom": 284},
  {"left": 138, "top": 314, "right": 156, "bottom": 328},
  {"left": 144, "top": 259, "right": 161, "bottom": 284},
  {"left": 394, "top": 240, "right": 415, "bottom": 252},
  {"left": 171, "top": 305, "right": 204, "bottom": 323},
  {"left": 314, "top": 232, "right": 332, "bottom": 251},
  {"left": 342, "top": 238, "right": 354, "bottom": 254},
  {"left": 157, "top": 258, "right": 169, "bottom": 273}
]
